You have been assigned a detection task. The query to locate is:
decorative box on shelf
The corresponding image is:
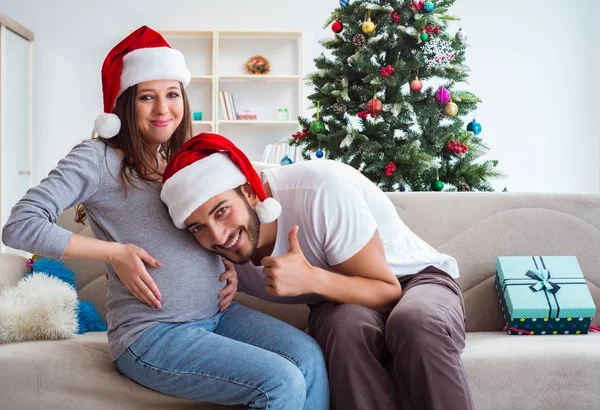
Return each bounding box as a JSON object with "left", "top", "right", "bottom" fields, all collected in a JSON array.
[
  {"left": 495, "top": 256, "right": 596, "bottom": 335},
  {"left": 236, "top": 110, "right": 258, "bottom": 120}
]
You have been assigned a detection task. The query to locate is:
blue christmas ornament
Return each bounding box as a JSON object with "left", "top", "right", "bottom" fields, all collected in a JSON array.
[
  {"left": 280, "top": 155, "right": 293, "bottom": 166},
  {"left": 466, "top": 119, "right": 482, "bottom": 135},
  {"left": 423, "top": 1, "right": 435, "bottom": 13},
  {"left": 339, "top": 0, "right": 349, "bottom": 6},
  {"left": 316, "top": 150, "right": 324, "bottom": 159}
]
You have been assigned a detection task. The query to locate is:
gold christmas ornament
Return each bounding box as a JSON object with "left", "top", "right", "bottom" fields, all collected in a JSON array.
[
  {"left": 362, "top": 11, "right": 376, "bottom": 35},
  {"left": 442, "top": 101, "right": 458, "bottom": 117},
  {"left": 362, "top": 18, "right": 376, "bottom": 34}
]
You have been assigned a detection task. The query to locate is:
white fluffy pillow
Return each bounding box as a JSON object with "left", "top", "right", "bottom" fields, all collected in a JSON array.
[{"left": 0, "top": 273, "right": 78, "bottom": 343}]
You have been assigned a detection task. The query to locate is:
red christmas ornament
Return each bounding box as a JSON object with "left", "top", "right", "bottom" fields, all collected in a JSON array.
[
  {"left": 446, "top": 140, "right": 468, "bottom": 155},
  {"left": 292, "top": 128, "right": 311, "bottom": 140},
  {"left": 422, "top": 26, "right": 441, "bottom": 38},
  {"left": 410, "top": 0, "right": 425, "bottom": 13},
  {"left": 409, "top": 77, "right": 423, "bottom": 92},
  {"left": 332, "top": 20, "right": 344, "bottom": 34},
  {"left": 366, "top": 97, "right": 383, "bottom": 116},
  {"left": 385, "top": 161, "right": 396, "bottom": 177},
  {"left": 380, "top": 65, "right": 395, "bottom": 77},
  {"left": 389, "top": 11, "right": 400, "bottom": 24},
  {"left": 358, "top": 111, "right": 375, "bottom": 119}
]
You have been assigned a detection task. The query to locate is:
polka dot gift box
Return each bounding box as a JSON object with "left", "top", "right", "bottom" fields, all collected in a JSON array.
[{"left": 495, "top": 256, "right": 596, "bottom": 335}]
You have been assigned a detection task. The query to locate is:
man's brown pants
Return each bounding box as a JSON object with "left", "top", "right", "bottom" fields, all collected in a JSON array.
[{"left": 308, "top": 267, "right": 474, "bottom": 410}]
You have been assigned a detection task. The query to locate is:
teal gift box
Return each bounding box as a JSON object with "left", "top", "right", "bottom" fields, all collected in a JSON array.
[{"left": 496, "top": 256, "right": 596, "bottom": 335}]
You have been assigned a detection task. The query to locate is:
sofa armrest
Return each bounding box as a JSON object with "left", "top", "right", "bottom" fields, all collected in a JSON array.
[{"left": 0, "top": 253, "right": 29, "bottom": 291}]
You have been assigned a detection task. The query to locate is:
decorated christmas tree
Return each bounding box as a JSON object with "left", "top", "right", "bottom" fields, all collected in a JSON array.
[{"left": 291, "top": 0, "right": 501, "bottom": 191}]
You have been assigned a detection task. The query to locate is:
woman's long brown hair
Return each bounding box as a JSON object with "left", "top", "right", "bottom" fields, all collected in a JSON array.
[{"left": 75, "top": 83, "right": 192, "bottom": 223}]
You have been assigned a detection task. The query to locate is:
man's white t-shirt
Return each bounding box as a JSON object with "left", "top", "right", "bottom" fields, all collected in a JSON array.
[{"left": 236, "top": 160, "right": 459, "bottom": 305}]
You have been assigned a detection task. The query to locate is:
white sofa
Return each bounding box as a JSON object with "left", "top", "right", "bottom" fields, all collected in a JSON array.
[{"left": 1, "top": 192, "right": 599, "bottom": 410}]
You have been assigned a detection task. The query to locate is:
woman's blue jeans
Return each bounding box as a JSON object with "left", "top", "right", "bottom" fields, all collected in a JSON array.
[{"left": 114, "top": 302, "right": 329, "bottom": 409}]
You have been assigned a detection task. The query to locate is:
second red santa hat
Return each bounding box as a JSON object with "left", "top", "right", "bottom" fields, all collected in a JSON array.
[{"left": 161, "top": 133, "right": 282, "bottom": 229}]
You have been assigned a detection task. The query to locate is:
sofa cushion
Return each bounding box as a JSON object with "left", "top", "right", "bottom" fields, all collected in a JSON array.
[
  {"left": 61, "top": 224, "right": 107, "bottom": 291},
  {"left": 387, "top": 193, "right": 600, "bottom": 331},
  {"left": 0, "top": 332, "right": 245, "bottom": 410},
  {"left": 234, "top": 292, "right": 309, "bottom": 330},
  {"left": 0, "top": 253, "right": 28, "bottom": 291},
  {"left": 463, "top": 332, "right": 600, "bottom": 409},
  {"left": 78, "top": 275, "right": 108, "bottom": 321},
  {"left": 1, "top": 331, "right": 597, "bottom": 410}
]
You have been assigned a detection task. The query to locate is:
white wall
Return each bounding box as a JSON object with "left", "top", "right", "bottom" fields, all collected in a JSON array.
[
  {"left": 449, "top": 0, "right": 599, "bottom": 193},
  {"left": 0, "top": 0, "right": 598, "bottom": 192},
  {"left": 591, "top": 1, "right": 600, "bottom": 192}
]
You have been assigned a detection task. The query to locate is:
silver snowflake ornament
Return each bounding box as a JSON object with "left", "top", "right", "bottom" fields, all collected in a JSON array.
[{"left": 422, "top": 37, "right": 456, "bottom": 69}]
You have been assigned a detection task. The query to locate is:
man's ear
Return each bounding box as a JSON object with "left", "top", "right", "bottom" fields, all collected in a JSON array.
[{"left": 241, "top": 183, "right": 259, "bottom": 205}]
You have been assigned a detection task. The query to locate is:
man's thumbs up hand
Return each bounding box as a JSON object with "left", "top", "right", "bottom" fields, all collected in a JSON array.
[
  {"left": 287, "top": 225, "right": 301, "bottom": 254},
  {"left": 261, "top": 226, "right": 315, "bottom": 297}
]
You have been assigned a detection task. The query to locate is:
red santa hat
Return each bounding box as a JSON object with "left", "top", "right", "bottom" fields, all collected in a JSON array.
[
  {"left": 161, "top": 133, "right": 282, "bottom": 229},
  {"left": 95, "top": 25, "right": 191, "bottom": 138}
]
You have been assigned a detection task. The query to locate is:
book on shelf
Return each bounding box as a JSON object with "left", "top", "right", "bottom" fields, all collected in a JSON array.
[
  {"left": 224, "top": 92, "right": 234, "bottom": 120},
  {"left": 261, "top": 141, "right": 304, "bottom": 165},
  {"left": 229, "top": 93, "right": 238, "bottom": 119},
  {"left": 219, "top": 91, "right": 240, "bottom": 120},
  {"left": 219, "top": 91, "right": 230, "bottom": 120}
]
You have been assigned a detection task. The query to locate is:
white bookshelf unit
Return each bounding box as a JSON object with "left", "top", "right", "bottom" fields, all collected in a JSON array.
[{"left": 160, "top": 30, "right": 303, "bottom": 161}]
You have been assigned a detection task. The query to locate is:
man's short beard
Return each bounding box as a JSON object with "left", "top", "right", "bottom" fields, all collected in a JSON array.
[
  {"left": 235, "top": 197, "right": 260, "bottom": 264},
  {"left": 214, "top": 189, "right": 261, "bottom": 264}
]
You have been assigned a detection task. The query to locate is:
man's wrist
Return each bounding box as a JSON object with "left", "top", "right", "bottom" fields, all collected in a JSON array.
[{"left": 309, "top": 265, "right": 330, "bottom": 296}]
